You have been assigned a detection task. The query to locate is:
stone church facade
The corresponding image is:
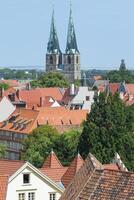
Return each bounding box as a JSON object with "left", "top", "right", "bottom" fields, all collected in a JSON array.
[{"left": 46, "top": 7, "right": 81, "bottom": 82}]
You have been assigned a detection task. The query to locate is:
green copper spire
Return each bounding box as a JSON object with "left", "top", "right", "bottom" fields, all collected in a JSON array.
[
  {"left": 66, "top": 4, "right": 79, "bottom": 54},
  {"left": 47, "top": 9, "right": 61, "bottom": 54}
]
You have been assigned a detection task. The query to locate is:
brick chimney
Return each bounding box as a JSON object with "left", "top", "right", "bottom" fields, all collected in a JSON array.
[
  {"left": 16, "top": 89, "right": 20, "bottom": 100},
  {"left": 0, "top": 87, "right": 4, "bottom": 98},
  {"left": 40, "top": 97, "right": 45, "bottom": 107}
]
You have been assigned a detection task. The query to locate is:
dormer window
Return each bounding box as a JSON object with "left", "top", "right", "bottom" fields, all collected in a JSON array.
[{"left": 23, "top": 173, "right": 30, "bottom": 184}]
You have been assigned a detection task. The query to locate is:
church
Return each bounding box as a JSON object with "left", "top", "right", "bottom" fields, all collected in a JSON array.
[{"left": 46, "top": 6, "right": 81, "bottom": 82}]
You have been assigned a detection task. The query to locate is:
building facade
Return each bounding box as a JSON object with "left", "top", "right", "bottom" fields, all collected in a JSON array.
[
  {"left": 6, "top": 162, "right": 63, "bottom": 200},
  {"left": 46, "top": 6, "right": 81, "bottom": 82}
]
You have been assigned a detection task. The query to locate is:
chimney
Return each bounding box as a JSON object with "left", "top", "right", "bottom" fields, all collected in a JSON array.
[
  {"left": 40, "top": 97, "right": 45, "bottom": 107},
  {"left": 27, "top": 82, "right": 31, "bottom": 90},
  {"left": 0, "top": 87, "right": 4, "bottom": 98},
  {"left": 8, "top": 93, "right": 15, "bottom": 102},
  {"left": 70, "top": 84, "right": 75, "bottom": 96},
  {"left": 16, "top": 89, "right": 20, "bottom": 100}
]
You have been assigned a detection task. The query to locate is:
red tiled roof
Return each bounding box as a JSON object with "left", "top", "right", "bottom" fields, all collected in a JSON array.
[
  {"left": 61, "top": 88, "right": 74, "bottom": 105},
  {"left": 60, "top": 153, "right": 134, "bottom": 200},
  {"left": 37, "top": 107, "right": 87, "bottom": 126},
  {"left": 0, "top": 108, "right": 39, "bottom": 134},
  {"left": 109, "top": 83, "right": 120, "bottom": 94},
  {"left": 40, "top": 168, "right": 68, "bottom": 183},
  {"left": 42, "top": 151, "right": 63, "bottom": 168},
  {"left": 125, "top": 84, "right": 134, "bottom": 94},
  {"left": 0, "top": 88, "right": 20, "bottom": 102},
  {"left": 0, "top": 160, "right": 25, "bottom": 176},
  {"left": 0, "top": 175, "right": 8, "bottom": 200},
  {"left": 19, "top": 88, "right": 63, "bottom": 108},
  {"left": 103, "top": 163, "right": 120, "bottom": 170},
  {"left": 61, "top": 153, "right": 84, "bottom": 188},
  {"left": 40, "top": 151, "right": 67, "bottom": 183},
  {"left": 0, "top": 80, "right": 20, "bottom": 88},
  {"left": 78, "top": 169, "right": 134, "bottom": 199}
]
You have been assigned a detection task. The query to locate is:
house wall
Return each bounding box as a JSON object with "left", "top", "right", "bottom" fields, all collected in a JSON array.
[
  {"left": 71, "top": 87, "right": 94, "bottom": 111},
  {"left": 0, "top": 130, "right": 27, "bottom": 159},
  {"left": 6, "top": 167, "right": 62, "bottom": 200}
]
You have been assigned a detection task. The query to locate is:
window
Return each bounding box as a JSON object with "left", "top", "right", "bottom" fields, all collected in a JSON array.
[
  {"left": 86, "top": 96, "right": 90, "bottom": 101},
  {"left": 50, "top": 56, "right": 53, "bottom": 64},
  {"left": 23, "top": 173, "right": 30, "bottom": 184},
  {"left": 18, "top": 193, "right": 25, "bottom": 200},
  {"left": 76, "top": 56, "right": 79, "bottom": 64},
  {"left": 50, "top": 193, "right": 56, "bottom": 200},
  {"left": 28, "top": 192, "right": 35, "bottom": 200},
  {"left": 68, "top": 56, "right": 71, "bottom": 64}
]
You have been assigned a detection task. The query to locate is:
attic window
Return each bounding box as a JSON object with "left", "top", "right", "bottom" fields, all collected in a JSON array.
[{"left": 23, "top": 173, "right": 30, "bottom": 184}]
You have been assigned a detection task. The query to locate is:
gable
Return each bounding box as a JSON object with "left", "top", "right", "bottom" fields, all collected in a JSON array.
[{"left": 8, "top": 163, "right": 63, "bottom": 194}]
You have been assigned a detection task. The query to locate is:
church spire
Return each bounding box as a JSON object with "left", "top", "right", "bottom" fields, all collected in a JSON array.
[
  {"left": 47, "top": 9, "right": 61, "bottom": 54},
  {"left": 66, "top": 3, "right": 79, "bottom": 54}
]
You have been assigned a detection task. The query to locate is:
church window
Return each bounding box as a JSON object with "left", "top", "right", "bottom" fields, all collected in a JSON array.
[
  {"left": 68, "top": 56, "right": 71, "bottom": 64},
  {"left": 76, "top": 56, "right": 79, "bottom": 64},
  {"left": 50, "top": 56, "right": 53, "bottom": 64},
  {"left": 58, "top": 55, "right": 62, "bottom": 65}
]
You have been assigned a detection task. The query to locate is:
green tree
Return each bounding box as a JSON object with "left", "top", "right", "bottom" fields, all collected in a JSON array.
[
  {"left": 55, "top": 129, "right": 82, "bottom": 166},
  {"left": 119, "top": 59, "right": 127, "bottom": 72},
  {"left": 0, "top": 144, "right": 6, "bottom": 158},
  {"left": 21, "top": 126, "right": 82, "bottom": 167},
  {"left": 107, "top": 60, "right": 134, "bottom": 83},
  {"left": 31, "top": 72, "right": 69, "bottom": 88},
  {"left": 0, "top": 82, "right": 9, "bottom": 90},
  {"left": 21, "top": 125, "right": 59, "bottom": 167},
  {"left": 78, "top": 92, "right": 134, "bottom": 170}
]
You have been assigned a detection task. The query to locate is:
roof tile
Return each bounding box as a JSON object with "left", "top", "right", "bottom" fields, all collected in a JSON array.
[{"left": 0, "top": 175, "right": 8, "bottom": 200}]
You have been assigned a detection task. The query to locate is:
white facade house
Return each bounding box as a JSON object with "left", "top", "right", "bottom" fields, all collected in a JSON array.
[
  {"left": 6, "top": 162, "right": 63, "bottom": 200},
  {"left": 69, "top": 87, "right": 94, "bottom": 111},
  {"left": 0, "top": 96, "right": 16, "bottom": 122}
]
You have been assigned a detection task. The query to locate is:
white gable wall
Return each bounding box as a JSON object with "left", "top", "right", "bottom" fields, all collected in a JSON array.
[
  {"left": 71, "top": 87, "right": 94, "bottom": 111},
  {"left": 0, "top": 96, "right": 16, "bottom": 122},
  {"left": 6, "top": 166, "right": 62, "bottom": 200}
]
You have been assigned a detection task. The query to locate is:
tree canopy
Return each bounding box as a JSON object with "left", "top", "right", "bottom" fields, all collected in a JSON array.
[
  {"left": 21, "top": 125, "right": 59, "bottom": 167},
  {"left": 0, "top": 82, "right": 9, "bottom": 90},
  {"left": 0, "top": 144, "right": 6, "bottom": 158},
  {"left": 107, "top": 60, "right": 134, "bottom": 83},
  {"left": 31, "top": 72, "right": 69, "bottom": 88},
  {"left": 21, "top": 126, "right": 81, "bottom": 167},
  {"left": 54, "top": 129, "right": 81, "bottom": 166},
  {"left": 78, "top": 92, "right": 134, "bottom": 170}
]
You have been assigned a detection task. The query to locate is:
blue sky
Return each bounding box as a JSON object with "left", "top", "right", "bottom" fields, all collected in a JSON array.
[{"left": 0, "top": 0, "right": 134, "bottom": 70}]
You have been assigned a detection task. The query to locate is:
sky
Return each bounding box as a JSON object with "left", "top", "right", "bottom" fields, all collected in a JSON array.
[{"left": 0, "top": 0, "right": 134, "bottom": 70}]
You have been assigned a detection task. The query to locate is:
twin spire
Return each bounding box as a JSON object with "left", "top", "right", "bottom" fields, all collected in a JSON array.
[
  {"left": 47, "top": 5, "right": 79, "bottom": 54},
  {"left": 47, "top": 9, "right": 61, "bottom": 54}
]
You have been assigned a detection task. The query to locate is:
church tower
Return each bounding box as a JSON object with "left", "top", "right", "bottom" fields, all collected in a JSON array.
[
  {"left": 46, "top": 10, "right": 62, "bottom": 72},
  {"left": 63, "top": 5, "right": 81, "bottom": 82}
]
